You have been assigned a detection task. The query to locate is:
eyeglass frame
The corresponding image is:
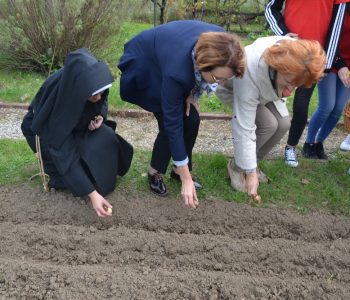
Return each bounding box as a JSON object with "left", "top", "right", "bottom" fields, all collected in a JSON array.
[{"left": 209, "top": 71, "right": 230, "bottom": 84}]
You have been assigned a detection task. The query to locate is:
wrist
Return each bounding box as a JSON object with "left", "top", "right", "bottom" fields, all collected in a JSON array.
[{"left": 88, "top": 190, "right": 98, "bottom": 200}]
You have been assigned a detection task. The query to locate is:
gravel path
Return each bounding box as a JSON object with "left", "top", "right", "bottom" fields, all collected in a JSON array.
[{"left": 1, "top": 107, "right": 348, "bottom": 158}]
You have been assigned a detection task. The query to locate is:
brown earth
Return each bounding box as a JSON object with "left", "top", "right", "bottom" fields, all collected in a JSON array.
[{"left": 0, "top": 185, "right": 349, "bottom": 300}]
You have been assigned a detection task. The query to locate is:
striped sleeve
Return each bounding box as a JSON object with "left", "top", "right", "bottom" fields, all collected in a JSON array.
[
  {"left": 324, "top": 3, "right": 347, "bottom": 70},
  {"left": 264, "top": 0, "right": 289, "bottom": 36}
]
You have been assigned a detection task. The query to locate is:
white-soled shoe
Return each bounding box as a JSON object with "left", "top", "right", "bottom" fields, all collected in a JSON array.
[
  {"left": 340, "top": 134, "right": 350, "bottom": 151},
  {"left": 284, "top": 146, "right": 299, "bottom": 167},
  {"left": 227, "top": 159, "right": 246, "bottom": 192}
]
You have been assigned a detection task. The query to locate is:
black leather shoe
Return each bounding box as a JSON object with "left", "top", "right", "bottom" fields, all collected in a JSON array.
[
  {"left": 170, "top": 169, "right": 203, "bottom": 190},
  {"left": 148, "top": 172, "right": 168, "bottom": 197},
  {"left": 315, "top": 142, "right": 328, "bottom": 159},
  {"left": 302, "top": 142, "right": 318, "bottom": 158}
]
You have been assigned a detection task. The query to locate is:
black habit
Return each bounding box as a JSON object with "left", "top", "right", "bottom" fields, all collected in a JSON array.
[{"left": 21, "top": 48, "right": 133, "bottom": 197}]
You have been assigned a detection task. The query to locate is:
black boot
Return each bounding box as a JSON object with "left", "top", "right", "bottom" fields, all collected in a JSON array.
[
  {"left": 302, "top": 143, "right": 318, "bottom": 158},
  {"left": 315, "top": 142, "right": 328, "bottom": 159}
]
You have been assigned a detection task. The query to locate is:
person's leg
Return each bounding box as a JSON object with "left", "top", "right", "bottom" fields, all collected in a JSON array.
[
  {"left": 306, "top": 73, "right": 337, "bottom": 143},
  {"left": 303, "top": 73, "right": 337, "bottom": 158},
  {"left": 256, "top": 103, "right": 290, "bottom": 161},
  {"left": 171, "top": 105, "right": 202, "bottom": 189},
  {"left": 150, "top": 112, "right": 171, "bottom": 174},
  {"left": 287, "top": 85, "right": 315, "bottom": 146},
  {"left": 149, "top": 112, "right": 171, "bottom": 196},
  {"left": 316, "top": 79, "right": 350, "bottom": 142},
  {"left": 183, "top": 105, "right": 200, "bottom": 172},
  {"left": 284, "top": 85, "right": 315, "bottom": 166},
  {"left": 255, "top": 104, "right": 278, "bottom": 161},
  {"left": 315, "top": 81, "right": 350, "bottom": 159}
]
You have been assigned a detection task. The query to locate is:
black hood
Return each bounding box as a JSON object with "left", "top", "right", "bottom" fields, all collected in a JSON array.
[{"left": 31, "top": 48, "right": 114, "bottom": 148}]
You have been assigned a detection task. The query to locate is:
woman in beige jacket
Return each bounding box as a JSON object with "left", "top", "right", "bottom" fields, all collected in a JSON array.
[{"left": 216, "top": 36, "right": 326, "bottom": 198}]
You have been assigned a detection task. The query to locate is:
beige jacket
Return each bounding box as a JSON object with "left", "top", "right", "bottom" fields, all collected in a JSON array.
[{"left": 216, "top": 36, "right": 291, "bottom": 170}]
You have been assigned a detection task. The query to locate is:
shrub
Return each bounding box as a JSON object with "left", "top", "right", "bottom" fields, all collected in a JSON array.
[{"left": 0, "top": 0, "right": 134, "bottom": 75}]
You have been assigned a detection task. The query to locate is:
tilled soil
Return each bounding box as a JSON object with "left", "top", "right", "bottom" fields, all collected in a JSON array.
[{"left": 0, "top": 185, "right": 349, "bottom": 299}]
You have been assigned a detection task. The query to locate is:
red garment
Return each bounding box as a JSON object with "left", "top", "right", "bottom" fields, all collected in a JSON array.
[
  {"left": 339, "top": 12, "right": 350, "bottom": 67},
  {"left": 284, "top": 0, "right": 334, "bottom": 46}
]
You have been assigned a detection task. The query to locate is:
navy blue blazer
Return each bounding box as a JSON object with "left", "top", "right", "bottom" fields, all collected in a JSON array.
[{"left": 118, "top": 20, "right": 224, "bottom": 162}]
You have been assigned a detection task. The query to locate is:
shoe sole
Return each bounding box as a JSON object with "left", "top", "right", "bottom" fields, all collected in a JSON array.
[
  {"left": 285, "top": 161, "right": 298, "bottom": 168},
  {"left": 150, "top": 189, "right": 168, "bottom": 197}
]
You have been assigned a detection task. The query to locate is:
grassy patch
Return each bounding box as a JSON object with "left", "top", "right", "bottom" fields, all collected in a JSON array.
[
  {"left": 0, "top": 139, "right": 37, "bottom": 185},
  {"left": 0, "top": 71, "right": 44, "bottom": 103},
  {"left": 2, "top": 139, "right": 350, "bottom": 215},
  {"left": 0, "top": 21, "right": 320, "bottom": 116}
]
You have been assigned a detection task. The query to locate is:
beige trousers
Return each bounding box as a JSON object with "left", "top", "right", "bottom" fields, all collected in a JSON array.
[{"left": 255, "top": 102, "right": 290, "bottom": 162}]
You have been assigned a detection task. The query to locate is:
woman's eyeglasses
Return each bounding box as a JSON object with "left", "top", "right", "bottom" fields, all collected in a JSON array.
[{"left": 210, "top": 71, "right": 229, "bottom": 84}]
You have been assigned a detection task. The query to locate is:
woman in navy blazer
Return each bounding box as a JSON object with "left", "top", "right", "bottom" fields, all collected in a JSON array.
[{"left": 118, "top": 20, "right": 245, "bottom": 208}]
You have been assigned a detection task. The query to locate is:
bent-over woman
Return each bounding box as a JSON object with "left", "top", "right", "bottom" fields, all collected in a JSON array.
[{"left": 216, "top": 36, "right": 326, "bottom": 198}]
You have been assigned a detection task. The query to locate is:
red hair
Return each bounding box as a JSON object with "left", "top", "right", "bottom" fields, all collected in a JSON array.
[{"left": 263, "top": 39, "right": 326, "bottom": 87}]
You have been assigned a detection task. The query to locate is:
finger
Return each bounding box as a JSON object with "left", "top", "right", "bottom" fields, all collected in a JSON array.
[
  {"left": 95, "top": 209, "right": 104, "bottom": 217},
  {"left": 182, "top": 193, "right": 189, "bottom": 207},
  {"left": 188, "top": 194, "right": 197, "bottom": 208},
  {"left": 102, "top": 201, "right": 113, "bottom": 213},
  {"left": 98, "top": 208, "right": 109, "bottom": 217},
  {"left": 186, "top": 102, "right": 190, "bottom": 117},
  {"left": 194, "top": 196, "right": 199, "bottom": 208}
]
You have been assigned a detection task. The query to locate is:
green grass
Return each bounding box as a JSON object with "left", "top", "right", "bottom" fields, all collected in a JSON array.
[
  {"left": 0, "top": 21, "right": 319, "bottom": 116},
  {"left": 2, "top": 139, "right": 350, "bottom": 215},
  {"left": 0, "top": 139, "right": 37, "bottom": 185},
  {"left": 0, "top": 70, "right": 44, "bottom": 103}
]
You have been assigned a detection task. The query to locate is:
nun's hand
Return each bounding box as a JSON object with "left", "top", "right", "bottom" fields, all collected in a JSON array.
[
  {"left": 88, "top": 190, "right": 113, "bottom": 217},
  {"left": 88, "top": 115, "right": 103, "bottom": 131},
  {"left": 186, "top": 94, "right": 199, "bottom": 116}
]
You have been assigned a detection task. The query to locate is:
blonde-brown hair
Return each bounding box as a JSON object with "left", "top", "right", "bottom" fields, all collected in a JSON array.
[
  {"left": 195, "top": 32, "right": 245, "bottom": 78},
  {"left": 263, "top": 39, "right": 326, "bottom": 87}
]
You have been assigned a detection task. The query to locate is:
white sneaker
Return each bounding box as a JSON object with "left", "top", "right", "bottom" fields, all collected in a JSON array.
[
  {"left": 340, "top": 134, "right": 350, "bottom": 151},
  {"left": 284, "top": 146, "right": 299, "bottom": 167}
]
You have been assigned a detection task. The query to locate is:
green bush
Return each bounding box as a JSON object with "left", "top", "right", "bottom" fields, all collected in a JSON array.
[{"left": 0, "top": 0, "right": 136, "bottom": 75}]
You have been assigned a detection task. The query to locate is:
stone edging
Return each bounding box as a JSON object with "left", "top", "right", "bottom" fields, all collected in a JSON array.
[{"left": 0, "top": 101, "right": 232, "bottom": 121}]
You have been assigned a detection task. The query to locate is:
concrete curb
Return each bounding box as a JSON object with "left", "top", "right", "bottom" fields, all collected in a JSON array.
[{"left": 0, "top": 101, "right": 232, "bottom": 121}]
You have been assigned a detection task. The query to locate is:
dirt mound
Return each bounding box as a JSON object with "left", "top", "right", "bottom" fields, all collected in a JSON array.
[{"left": 0, "top": 185, "right": 349, "bottom": 299}]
